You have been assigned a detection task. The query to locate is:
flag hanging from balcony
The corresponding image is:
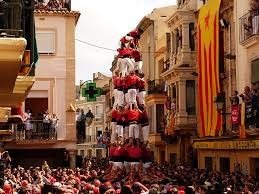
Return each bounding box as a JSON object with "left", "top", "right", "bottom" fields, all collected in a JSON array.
[{"left": 198, "top": 0, "right": 221, "bottom": 137}]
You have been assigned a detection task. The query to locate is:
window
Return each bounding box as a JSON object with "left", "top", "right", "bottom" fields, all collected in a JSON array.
[
  {"left": 87, "top": 150, "right": 92, "bottom": 157},
  {"left": 156, "top": 104, "right": 165, "bottom": 133},
  {"left": 95, "top": 105, "right": 103, "bottom": 117},
  {"left": 96, "top": 149, "right": 102, "bottom": 159},
  {"left": 189, "top": 23, "right": 195, "bottom": 51},
  {"left": 166, "top": 33, "right": 171, "bottom": 59},
  {"left": 205, "top": 157, "right": 213, "bottom": 170},
  {"left": 170, "top": 153, "right": 177, "bottom": 165},
  {"left": 96, "top": 127, "right": 102, "bottom": 137},
  {"left": 36, "top": 30, "right": 56, "bottom": 54},
  {"left": 219, "top": 30, "right": 225, "bottom": 74},
  {"left": 220, "top": 157, "right": 230, "bottom": 173},
  {"left": 186, "top": 80, "right": 196, "bottom": 115},
  {"left": 79, "top": 150, "right": 84, "bottom": 157},
  {"left": 251, "top": 59, "right": 259, "bottom": 83}
]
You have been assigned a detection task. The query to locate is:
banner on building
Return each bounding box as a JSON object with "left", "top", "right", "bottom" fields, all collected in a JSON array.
[
  {"left": 231, "top": 105, "right": 240, "bottom": 125},
  {"left": 198, "top": 0, "right": 222, "bottom": 137}
]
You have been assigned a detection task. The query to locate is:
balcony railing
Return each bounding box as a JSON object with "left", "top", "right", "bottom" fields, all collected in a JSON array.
[
  {"left": 240, "top": 11, "right": 259, "bottom": 43},
  {"left": 13, "top": 120, "right": 57, "bottom": 141},
  {"left": 147, "top": 79, "right": 165, "bottom": 95}
]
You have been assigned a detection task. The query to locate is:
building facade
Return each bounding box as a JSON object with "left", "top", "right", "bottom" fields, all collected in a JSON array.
[
  {"left": 159, "top": 0, "right": 197, "bottom": 165},
  {"left": 137, "top": 6, "right": 177, "bottom": 164},
  {"left": 76, "top": 72, "right": 110, "bottom": 159},
  {"left": 5, "top": 3, "right": 80, "bottom": 168},
  {"left": 193, "top": 0, "right": 259, "bottom": 176}
]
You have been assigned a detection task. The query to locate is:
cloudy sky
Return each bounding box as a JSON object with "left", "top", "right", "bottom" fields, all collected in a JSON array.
[{"left": 72, "top": 0, "right": 176, "bottom": 83}]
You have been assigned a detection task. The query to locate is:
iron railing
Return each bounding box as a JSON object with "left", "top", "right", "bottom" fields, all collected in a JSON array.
[
  {"left": 13, "top": 120, "right": 57, "bottom": 141},
  {"left": 147, "top": 79, "right": 166, "bottom": 94},
  {"left": 240, "top": 10, "right": 259, "bottom": 43}
]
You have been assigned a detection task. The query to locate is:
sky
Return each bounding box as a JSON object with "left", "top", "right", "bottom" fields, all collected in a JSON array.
[{"left": 72, "top": 0, "right": 177, "bottom": 83}]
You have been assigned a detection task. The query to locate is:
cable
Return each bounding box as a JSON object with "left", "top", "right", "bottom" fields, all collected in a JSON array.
[{"left": 75, "top": 38, "right": 165, "bottom": 54}]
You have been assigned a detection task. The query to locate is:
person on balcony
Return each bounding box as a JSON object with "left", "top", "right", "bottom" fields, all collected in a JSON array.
[
  {"left": 51, "top": 114, "right": 58, "bottom": 139},
  {"left": 251, "top": 0, "right": 259, "bottom": 35},
  {"left": 240, "top": 86, "right": 254, "bottom": 129},
  {"left": 43, "top": 111, "right": 51, "bottom": 139},
  {"left": 76, "top": 109, "right": 86, "bottom": 142},
  {"left": 24, "top": 109, "right": 33, "bottom": 140}
]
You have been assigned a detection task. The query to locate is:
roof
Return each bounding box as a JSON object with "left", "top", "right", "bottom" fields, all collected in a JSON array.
[
  {"left": 34, "top": 10, "right": 81, "bottom": 24},
  {"left": 136, "top": 5, "right": 177, "bottom": 31}
]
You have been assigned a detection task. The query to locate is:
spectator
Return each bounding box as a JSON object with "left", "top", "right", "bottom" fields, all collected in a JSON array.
[
  {"left": 43, "top": 111, "right": 51, "bottom": 139},
  {"left": 51, "top": 114, "right": 58, "bottom": 139}
]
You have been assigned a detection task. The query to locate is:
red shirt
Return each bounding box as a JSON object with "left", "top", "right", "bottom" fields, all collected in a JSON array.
[
  {"left": 113, "top": 146, "right": 125, "bottom": 157},
  {"left": 131, "top": 49, "right": 142, "bottom": 62},
  {"left": 111, "top": 110, "right": 117, "bottom": 122},
  {"left": 127, "top": 147, "right": 142, "bottom": 159},
  {"left": 127, "top": 109, "right": 140, "bottom": 122},
  {"left": 116, "top": 110, "right": 126, "bottom": 124},
  {"left": 120, "top": 36, "right": 131, "bottom": 44},
  {"left": 117, "top": 48, "right": 132, "bottom": 58},
  {"left": 139, "top": 110, "right": 149, "bottom": 124},
  {"left": 109, "top": 146, "right": 115, "bottom": 157},
  {"left": 128, "top": 29, "right": 139, "bottom": 38},
  {"left": 116, "top": 77, "right": 123, "bottom": 89},
  {"left": 126, "top": 74, "right": 139, "bottom": 88},
  {"left": 138, "top": 78, "right": 145, "bottom": 90}
]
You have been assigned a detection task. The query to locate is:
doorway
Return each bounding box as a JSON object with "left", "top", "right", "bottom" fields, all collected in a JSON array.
[
  {"left": 25, "top": 98, "right": 48, "bottom": 118},
  {"left": 220, "top": 157, "right": 230, "bottom": 173},
  {"left": 250, "top": 158, "right": 259, "bottom": 176}
]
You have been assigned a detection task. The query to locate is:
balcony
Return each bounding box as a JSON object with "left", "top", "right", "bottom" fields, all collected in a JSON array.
[
  {"left": 240, "top": 11, "right": 259, "bottom": 48},
  {"left": 0, "top": 120, "right": 57, "bottom": 143},
  {"left": 147, "top": 79, "right": 165, "bottom": 95},
  {"left": 0, "top": 0, "right": 37, "bottom": 107}
]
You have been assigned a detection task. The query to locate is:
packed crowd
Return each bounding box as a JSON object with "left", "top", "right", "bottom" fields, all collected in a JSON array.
[{"left": 2, "top": 156, "right": 259, "bottom": 194}]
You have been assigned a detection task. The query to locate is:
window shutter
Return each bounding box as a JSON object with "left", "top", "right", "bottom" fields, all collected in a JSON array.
[{"left": 36, "top": 31, "right": 56, "bottom": 54}]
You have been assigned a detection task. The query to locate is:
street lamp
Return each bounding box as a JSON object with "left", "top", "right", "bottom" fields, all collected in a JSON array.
[
  {"left": 214, "top": 93, "right": 226, "bottom": 136},
  {"left": 214, "top": 93, "right": 225, "bottom": 112}
]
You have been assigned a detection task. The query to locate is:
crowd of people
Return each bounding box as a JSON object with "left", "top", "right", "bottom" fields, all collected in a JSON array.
[{"left": 1, "top": 156, "right": 259, "bottom": 194}]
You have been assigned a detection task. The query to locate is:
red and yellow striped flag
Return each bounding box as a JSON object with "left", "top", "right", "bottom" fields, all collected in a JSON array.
[
  {"left": 239, "top": 103, "right": 246, "bottom": 138},
  {"left": 198, "top": 0, "right": 222, "bottom": 137}
]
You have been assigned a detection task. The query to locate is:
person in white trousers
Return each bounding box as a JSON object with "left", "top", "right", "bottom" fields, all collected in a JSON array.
[
  {"left": 127, "top": 104, "right": 140, "bottom": 147},
  {"left": 137, "top": 73, "right": 146, "bottom": 105},
  {"left": 110, "top": 108, "right": 117, "bottom": 143}
]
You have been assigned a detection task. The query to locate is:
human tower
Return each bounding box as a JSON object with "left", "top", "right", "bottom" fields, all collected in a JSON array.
[{"left": 109, "top": 28, "right": 152, "bottom": 171}]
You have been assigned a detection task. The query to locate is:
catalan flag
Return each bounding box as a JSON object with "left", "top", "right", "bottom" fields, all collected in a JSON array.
[{"left": 198, "top": 0, "right": 221, "bottom": 137}]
